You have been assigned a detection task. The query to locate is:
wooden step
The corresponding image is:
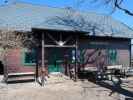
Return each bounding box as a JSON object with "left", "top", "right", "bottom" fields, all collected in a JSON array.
[
  {"left": 7, "top": 76, "right": 35, "bottom": 82},
  {"left": 6, "top": 72, "right": 35, "bottom": 83},
  {"left": 8, "top": 72, "right": 35, "bottom": 76},
  {"left": 8, "top": 72, "right": 35, "bottom": 78}
]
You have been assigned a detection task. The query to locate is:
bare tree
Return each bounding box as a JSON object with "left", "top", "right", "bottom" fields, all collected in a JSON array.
[
  {"left": 45, "top": 7, "right": 105, "bottom": 35},
  {"left": 78, "top": 0, "right": 133, "bottom": 16},
  {"left": 0, "top": 30, "right": 36, "bottom": 49},
  {"left": 0, "top": 30, "right": 22, "bottom": 49}
]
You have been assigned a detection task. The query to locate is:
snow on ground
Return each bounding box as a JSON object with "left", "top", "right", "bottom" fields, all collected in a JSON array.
[{"left": 0, "top": 75, "right": 133, "bottom": 100}]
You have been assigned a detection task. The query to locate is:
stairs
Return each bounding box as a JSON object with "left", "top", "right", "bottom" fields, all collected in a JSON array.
[
  {"left": 5, "top": 72, "right": 71, "bottom": 84},
  {"left": 6, "top": 72, "right": 35, "bottom": 83}
]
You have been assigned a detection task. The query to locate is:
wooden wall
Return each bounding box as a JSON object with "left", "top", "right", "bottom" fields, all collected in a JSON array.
[
  {"left": 5, "top": 48, "right": 35, "bottom": 73},
  {"left": 1, "top": 36, "right": 131, "bottom": 73},
  {"left": 79, "top": 37, "right": 131, "bottom": 68}
]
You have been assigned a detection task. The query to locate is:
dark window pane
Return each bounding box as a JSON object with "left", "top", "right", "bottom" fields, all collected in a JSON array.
[{"left": 24, "top": 49, "right": 36, "bottom": 64}]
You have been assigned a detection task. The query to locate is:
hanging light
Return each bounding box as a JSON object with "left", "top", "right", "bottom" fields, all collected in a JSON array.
[{"left": 58, "top": 41, "right": 64, "bottom": 46}]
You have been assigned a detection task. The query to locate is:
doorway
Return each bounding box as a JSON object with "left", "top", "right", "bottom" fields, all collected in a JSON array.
[{"left": 46, "top": 47, "right": 74, "bottom": 75}]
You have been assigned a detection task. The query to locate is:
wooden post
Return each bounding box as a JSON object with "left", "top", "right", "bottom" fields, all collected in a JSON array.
[
  {"left": 74, "top": 35, "right": 78, "bottom": 81},
  {"left": 35, "top": 48, "right": 38, "bottom": 82},
  {"left": 129, "top": 41, "right": 132, "bottom": 67},
  {"left": 3, "top": 48, "right": 8, "bottom": 83},
  {"left": 41, "top": 33, "right": 45, "bottom": 86}
]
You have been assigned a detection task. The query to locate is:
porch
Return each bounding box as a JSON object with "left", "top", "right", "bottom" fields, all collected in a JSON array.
[{"left": 33, "top": 28, "right": 81, "bottom": 86}]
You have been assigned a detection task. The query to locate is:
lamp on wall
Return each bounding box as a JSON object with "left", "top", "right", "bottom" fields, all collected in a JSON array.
[
  {"left": 58, "top": 41, "right": 64, "bottom": 46},
  {"left": 57, "top": 33, "right": 65, "bottom": 46}
]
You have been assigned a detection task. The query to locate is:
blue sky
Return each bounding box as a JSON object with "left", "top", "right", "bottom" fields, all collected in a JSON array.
[{"left": 0, "top": 0, "right": 133, "bottom": 28}]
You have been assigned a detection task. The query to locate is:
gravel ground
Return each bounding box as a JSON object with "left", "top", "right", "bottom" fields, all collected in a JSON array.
[{"left": 0, "top": 75, "right": 133, "bottom": 100}]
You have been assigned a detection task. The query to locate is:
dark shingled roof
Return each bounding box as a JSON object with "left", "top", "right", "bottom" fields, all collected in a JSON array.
[{"left": 0, "top": 1, "right": 133, "bottom": 38}]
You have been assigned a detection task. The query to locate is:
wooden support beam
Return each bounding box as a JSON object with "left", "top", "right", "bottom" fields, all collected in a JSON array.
[
  {"left": 3, "top": 49, "right": 8, "bottom": 83},
  {"left": 35, "top": 48, "right": 39, "bottom": 82},
  {"left": 41, "top": 33, "right": 45, "bottom": 86},
  {"left": 42, "top": 33, "right": 45, "bottom": 69},
  {"left": 74, "top": 35, "right": 78, "bottom": 81},
  {"left": 130, "top": 42, "right": 132, "bottom": 67},
  {"left": 44, "top": 45, "right": 76, "bottom": 48}
]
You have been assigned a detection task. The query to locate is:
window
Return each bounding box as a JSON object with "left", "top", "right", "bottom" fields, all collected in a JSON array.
[
  {"left": 108, "top": 49, "right": 117, "bottom": 65},
  {"left": 22, "top": 48, "right": 36, "bottom": 66}
]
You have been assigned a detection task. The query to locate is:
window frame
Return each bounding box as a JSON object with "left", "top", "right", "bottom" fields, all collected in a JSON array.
[
  {"left": 107, "top": 49, "right": 117, "bottom": 65},
  {"left": 22, "top": 48, "right": 36, "bottom": 66}
]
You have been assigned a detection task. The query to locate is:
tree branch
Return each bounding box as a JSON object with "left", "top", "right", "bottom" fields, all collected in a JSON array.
[{"left": 114, "top": 0, "right": 133, "bottom": 16}]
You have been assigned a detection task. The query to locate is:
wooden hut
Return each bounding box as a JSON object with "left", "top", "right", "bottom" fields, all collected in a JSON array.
[{"left": 0, "top": 1, "right": 133, "bottom": 83}]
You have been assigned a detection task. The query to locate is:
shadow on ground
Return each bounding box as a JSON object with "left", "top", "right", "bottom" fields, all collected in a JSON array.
[{"left": 78, "top": 71, "right": 133, "bottom": 98}]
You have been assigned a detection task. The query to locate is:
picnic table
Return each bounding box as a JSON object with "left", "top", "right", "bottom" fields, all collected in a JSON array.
[{"left": 106, "top": 65, "right": 125, "bottom": 80}]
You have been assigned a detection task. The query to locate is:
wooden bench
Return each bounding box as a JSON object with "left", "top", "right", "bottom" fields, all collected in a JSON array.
[
  {"left": 107, "top": 65, "right": 123, "bottom": 70},
  {"left": 5, "top": 72, "right": 35, "bottom": 83}
]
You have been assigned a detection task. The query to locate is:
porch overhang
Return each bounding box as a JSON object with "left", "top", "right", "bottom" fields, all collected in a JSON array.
[{"left": 33, "top": 28, "right": 79, "bottom": 86}]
